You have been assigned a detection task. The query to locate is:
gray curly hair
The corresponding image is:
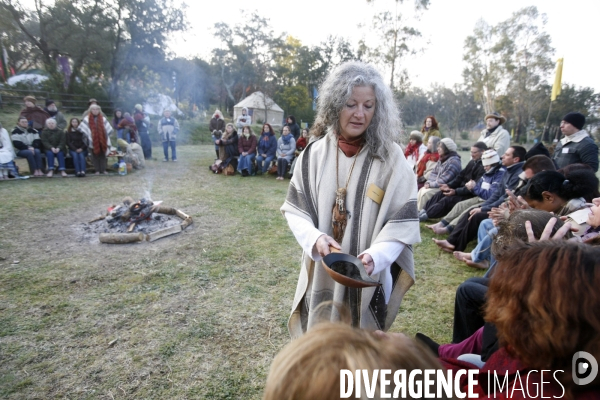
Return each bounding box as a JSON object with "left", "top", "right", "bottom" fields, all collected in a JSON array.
[{"left": 310, "top": 61, "right": 401, "bottom": 163}]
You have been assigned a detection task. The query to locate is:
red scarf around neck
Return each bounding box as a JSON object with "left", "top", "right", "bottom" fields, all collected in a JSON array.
[
  {"left": 338, "top": 135, "right": 365, "bottom": 157},
  {"left": 89, "top": 113, "right": 108, "bottom": 155},
  {"left": 404, "top": 142, "right": 421, "bottom": 160}
]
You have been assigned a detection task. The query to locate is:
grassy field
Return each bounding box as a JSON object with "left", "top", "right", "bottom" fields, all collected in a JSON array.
[{"left": 0, "top": 145, "right": 483, "bottom": 399}]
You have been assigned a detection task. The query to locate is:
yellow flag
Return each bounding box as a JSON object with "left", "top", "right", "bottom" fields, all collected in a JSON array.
[
  {"left": 551, "top": 58, "right": 563, "bottom": 101},
  {"left": 511, "top": 128, "right": 514, "bottom": 139}
]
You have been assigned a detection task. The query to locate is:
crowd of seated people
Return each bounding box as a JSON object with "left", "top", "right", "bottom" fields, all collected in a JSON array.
[
  {"left": 261, "top": 110, "right": 600, "bottom": 400},
  {"left": 211, "top": 114, "right": 307, "bottom": 179},
  {"left": 0, "top": 95, "right": 151, "bottom": 179}
]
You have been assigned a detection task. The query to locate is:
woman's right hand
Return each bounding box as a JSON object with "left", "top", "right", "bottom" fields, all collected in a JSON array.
[{"left": 315, "top": 234, "right": 341, "bottom": 258}]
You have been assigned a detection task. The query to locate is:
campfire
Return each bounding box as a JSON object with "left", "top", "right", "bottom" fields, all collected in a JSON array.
[{"left": 87, "top": 197, "right": 193, "bottom": 244}]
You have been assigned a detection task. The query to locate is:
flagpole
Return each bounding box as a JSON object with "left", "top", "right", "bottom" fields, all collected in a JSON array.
[
  {"left": 543, "top": 101, "right": 553, "bottom": 143},
  {"left": 544, "top": 58, "right": 563, "bottom": 143}
]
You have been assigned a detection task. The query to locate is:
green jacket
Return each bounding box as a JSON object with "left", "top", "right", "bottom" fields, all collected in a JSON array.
[{"left": 41, "top": 128, "right": 67, "bottom": 153}]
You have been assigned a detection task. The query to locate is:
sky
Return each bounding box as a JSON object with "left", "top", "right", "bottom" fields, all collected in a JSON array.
[{"left": 169, "top": 0, "right": 599, "bottom": 92}]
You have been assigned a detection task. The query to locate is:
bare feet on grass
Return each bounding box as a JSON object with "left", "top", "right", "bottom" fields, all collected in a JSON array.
[
  {"left": 427, "top": 222, "right": 449, "bottom": 235},
  {"left": 465, "top": 259, "right": 489, "bottom": 270},
  {"left": 453, "top": 251, "right": 471, "bottom": 262},
  {"left": 432, "top": 238, "right": 454, "bottom": 253}
]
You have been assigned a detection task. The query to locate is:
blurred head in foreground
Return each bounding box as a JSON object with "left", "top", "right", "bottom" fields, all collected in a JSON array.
[{"left": 263, "top": 322, "right": 448, "bottom": 400}]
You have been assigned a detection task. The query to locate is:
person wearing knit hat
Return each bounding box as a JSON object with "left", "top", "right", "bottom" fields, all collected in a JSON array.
[
  {"left": 552, "top": 112, "right": 598, "bottom": 172},
  {"left": 43, "top": 99, "right": 67, "bottom": 130},
  {"left": 476, "top": 111, "right": 510, "bottom": 157},
  {"left": 562, "top": 112, "right": 585, "bottom": 130},
  {"left": 19, "top": 95, "right": 50, "bottom": 131},
  {"left": 417, "top": 137, "right": 462, "bottom": 211},
  {"left": 440, "top": 137, "right": 457, "bottom": 153},
  {"left": 404, "top": 130, "right": 427, "bottom": 169},
  {"left": 481, "top": 149, "right": 500, "bottom": 166},
  {"left": 419, "top": 141, "right": 488, "bottom": 223}
]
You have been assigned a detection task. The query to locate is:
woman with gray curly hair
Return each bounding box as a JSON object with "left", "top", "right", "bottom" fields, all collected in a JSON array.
[{"left": 280, "top": 61, "right": 420, "bottom": 338}]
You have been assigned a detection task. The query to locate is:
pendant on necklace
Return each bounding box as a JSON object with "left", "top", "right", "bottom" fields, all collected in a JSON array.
[{"left": 332, "top": 188, "right": 348, "bottom": 243}]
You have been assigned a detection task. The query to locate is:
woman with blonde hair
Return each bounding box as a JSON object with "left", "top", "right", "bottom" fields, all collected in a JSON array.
[
  {"left": 264, "top": 322, "right": 448, "bottom": 400},
  {"left": 281, "top": 61, "right": 420, "bottom": 338}
]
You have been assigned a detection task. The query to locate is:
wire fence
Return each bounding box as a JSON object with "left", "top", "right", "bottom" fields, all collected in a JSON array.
[{"left": 0, "top": 87, "right": 112, "bottom": 114}]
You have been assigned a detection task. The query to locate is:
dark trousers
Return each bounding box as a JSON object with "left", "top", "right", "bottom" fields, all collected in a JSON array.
[
  {"left": 163, "top": 141, "right": 176, "bottom": 160},
  {"left": 140, "top": 132, "right": 152, "bottom": 159},
  {"left": 447, "top": 211, "right": 488, "bottom": 251},
  {"left": 453, "top": 277, "right": 489, "bottom": 343},
  {"left": 277, "top": 157, "right": 289, "bottom": 178},
  {"left": 424, "top": 192, "right": 473, "bottom": 219},
  {"left": 91, "top": 152, "right": 107, "bottom": 173}
]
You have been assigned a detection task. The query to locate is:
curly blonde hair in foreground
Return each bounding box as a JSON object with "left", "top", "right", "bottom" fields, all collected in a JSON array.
[
  {"left": 263, "top": 322, "right": 448, "bottom": 400},
  {"left": 310, "top": 61, "right": 402, "bottom": 164}
]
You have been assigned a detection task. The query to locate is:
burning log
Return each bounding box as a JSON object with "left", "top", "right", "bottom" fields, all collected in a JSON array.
[{"left": 99, "top": 232, "right": 145, "bottom": 244}]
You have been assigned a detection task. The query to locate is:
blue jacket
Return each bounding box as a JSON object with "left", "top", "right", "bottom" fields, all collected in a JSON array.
[
  {"left": 258, "top": 133, "right": 277, "bottom": 158},
  {"left": 481, "top": 161, "right": 524, "bottom": 212},
  {"left": 472, "top": 164, "right": 506, "bottom": 201}
]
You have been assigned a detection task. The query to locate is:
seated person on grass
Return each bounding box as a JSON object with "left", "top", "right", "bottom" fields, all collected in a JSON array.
[
  {"left": 12, "top": 116, "right": 44, "bottom": 176},
  {"left": 256, "top": 123, "right": 277, "bottom": 175},
  {"left": 41, "top": 118, "right": 67, "bottom": 178},
  {"left": 431, "top": 146, "right": 525, "bottom": 252},
  {"left": 237, "top": 126, "right": 257, "bottom": 176},
  {"left": 66, "top": 118, "right": 88, "bottom": 177},
  {"left": 435, "top": 238, "right": 600, "bottom": 400},
  {"left": 416, "top": 138, "right": 462, "bottom": 211},
  {"left": 419, "top": 141, "right": 487, "bottom": 222}
]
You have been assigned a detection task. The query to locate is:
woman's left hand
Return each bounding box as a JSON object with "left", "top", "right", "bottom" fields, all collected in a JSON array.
[{"left": 358, "top": 253, "right": 374, "bottom": 275}]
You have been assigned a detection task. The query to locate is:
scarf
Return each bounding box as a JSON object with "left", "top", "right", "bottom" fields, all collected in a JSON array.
[
  {"left": 416, "top": 151, "right": 439, "bottom": 177},
  {"left": 485, "top": 124, "right": 499, "bottom": 138},
  {"left": 404, "top": 142, "right": 421, "bottom": 160},
  {"left": 338, "top": 135, "right": 365, "bottom": 157},
  {"left": 282, "top": 133, "right": 292, "bottom": 145},
  {"left": 45, "top": 108, "right": 58, "bottom": 117},
  {"left": 439, "top": 150, "right": 457, "bottom": 163},
  {"left": 89, "top": 114, "right": 108, "bottom": 156},
  {"left": 243, "top": 132, "right": 250, "bottom": 139}
]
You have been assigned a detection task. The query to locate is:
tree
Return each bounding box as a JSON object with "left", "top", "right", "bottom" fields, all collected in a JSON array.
[
  {"left": 462, "top": 19, "right": 504, "bottom": 115},
  {"left": 360, "top": 10, "right": 420, "bottom": 90},
  {"left": 0, "top": 0, "right": 186, "bottom": 101},
  {"left": 497, "top": 6, "right": 554, "bottom": 141},
  {"left": 106, "top": 0, "right": 187, "bottom": 101}
]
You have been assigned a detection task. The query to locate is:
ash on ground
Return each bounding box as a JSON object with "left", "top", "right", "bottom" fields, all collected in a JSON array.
[
  {"left": 73, "top": 197, "right": 186, "bottom": 244},
  {"left": 75, "top": 214, "right": 184, "bottom": 244}
]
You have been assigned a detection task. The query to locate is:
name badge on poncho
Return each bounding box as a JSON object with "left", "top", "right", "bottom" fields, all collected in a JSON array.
[{"left": 366, "top": 183, "right": 384, "bottom": 204}]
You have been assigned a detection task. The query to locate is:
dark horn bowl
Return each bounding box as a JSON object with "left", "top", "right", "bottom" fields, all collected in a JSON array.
[{"left": 322, "top": 252, "right": 381, "bottom": 288}]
